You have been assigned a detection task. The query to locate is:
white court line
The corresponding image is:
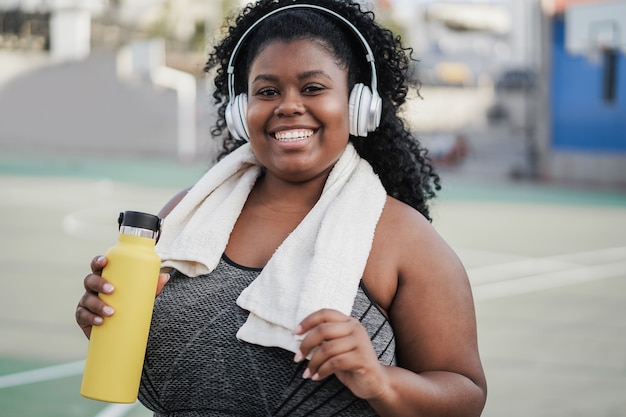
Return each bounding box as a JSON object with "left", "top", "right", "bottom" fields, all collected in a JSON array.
[
  {"left": 0, "top": 360, "right": 84, "bottom": 389},
  {"left": 468, "top": 257, "right": 578, "bottom": 286},
  {"left": 0, "top": 360, "right": 139, "bottom": 417},
  {"left": 551, "top": 245, "right": 626, "bottom": 265},
  {"left": 62, "top": 206, "right": 119, "bottom": 240},
  {"left": 469, "top": 246, "right": 626, "bottom": 301},
  {"left": 467, "top": 246, "right": 626, "bottom": 285}
]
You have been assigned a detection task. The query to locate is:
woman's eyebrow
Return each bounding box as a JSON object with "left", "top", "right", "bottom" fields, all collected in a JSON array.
[
  {"left": 297, "top": 70, "right": 332, "bottom": 81},
  {"left": 251, "top": 74, "right": 279, "bottom": 83},
  {"left": 251, "top": 70, "right": 332, "bottom": 84}
]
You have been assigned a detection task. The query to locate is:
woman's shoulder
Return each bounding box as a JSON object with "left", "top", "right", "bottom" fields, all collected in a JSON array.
[
  {"left": 363, "top": 197, "right": 436, "bottom": 310},
  {"left": 376, "top": 196, "right": 437, "bottom": 249},
  {"left": 364, "top": 195, "right": 465, "bottom": 310},
  {"left": 378, "top": 195, "right": 462, "bottom": 271}
]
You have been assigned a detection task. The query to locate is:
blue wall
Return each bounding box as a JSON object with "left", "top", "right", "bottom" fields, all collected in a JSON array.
[{"left": 551, "top": 17, "right": 626, "bottom": 152}]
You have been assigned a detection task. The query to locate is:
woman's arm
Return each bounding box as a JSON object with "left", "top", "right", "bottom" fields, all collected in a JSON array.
[{"left": 296, "top": 198, "right": 487, "bottom": 416}]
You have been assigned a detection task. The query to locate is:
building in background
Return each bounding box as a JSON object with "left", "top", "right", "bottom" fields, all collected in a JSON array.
[
  {"left": 0, "top": 0, "right": 222, "bottom": 61},
  {"left": 392, "top": 0, "right": 512, "bottom": 87},
  {"left": 0, "top": 0, "right": 104, "bottom": 60},
  {"left": 536, "top": 0, "right": 626, "bottom": 185},
  {"left": 394, "top": 0, "right": 625, "bottom": 187},
  {"left": 2, "top": 0, "right": 625, "bottom": 186}
]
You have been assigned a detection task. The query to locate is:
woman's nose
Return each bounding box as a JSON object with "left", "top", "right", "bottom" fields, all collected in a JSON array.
[{"left": 274, "top": 91, "right": 304, "bottom": 116}]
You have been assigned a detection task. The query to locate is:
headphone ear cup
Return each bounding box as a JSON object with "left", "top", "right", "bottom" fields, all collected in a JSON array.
[
  {"left": 225, "top": 100, "right": 238, "bottom": 140},
  {"left": 357, "top": 86, "right": 373, "bottom": 136},
  {"left": 368, "top": 92, "right": 382, "bottom": 132},
  {"left": 348, "top": 83, "right": 365, "bottom": 137},
  {"left": 349, "top": 83, "right": 381, "bottom": 137},
  {"left": 225, "top": 93, "right": 249, "bottom": 141}
]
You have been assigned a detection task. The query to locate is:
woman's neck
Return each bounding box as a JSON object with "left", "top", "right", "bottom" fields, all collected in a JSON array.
[{"left": 250, "top": 171, "right": 327, "bottom": 214}]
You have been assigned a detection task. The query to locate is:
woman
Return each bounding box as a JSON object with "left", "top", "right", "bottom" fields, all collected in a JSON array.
[{"left": 76, "top": 0, "right": 487, "bottom": 415}]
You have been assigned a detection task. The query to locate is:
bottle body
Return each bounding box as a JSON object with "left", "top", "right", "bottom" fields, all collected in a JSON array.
[{"left": 80, "top": 233, "right": 161, "bottom": 403}]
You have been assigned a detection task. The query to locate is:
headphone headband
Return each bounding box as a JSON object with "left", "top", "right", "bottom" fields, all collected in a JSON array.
[{"left": 226, "top": 3, "right": 379, "bottom": 101}]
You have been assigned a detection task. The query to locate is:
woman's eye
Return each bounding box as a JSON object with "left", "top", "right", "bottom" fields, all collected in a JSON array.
[
  {"left": 303, "top": 84, "right": 324, "bottom": 94},
  {"left": 257, "top": 88, "right": 278, "bottom": 97}
]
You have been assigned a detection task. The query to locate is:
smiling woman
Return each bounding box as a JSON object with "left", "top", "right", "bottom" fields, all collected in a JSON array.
[
  {"left": 74, "top": 1, "right": 487, "bottom": 416},
  {"left": 245, "top": 39, "right": 351, "bottom": 184}
]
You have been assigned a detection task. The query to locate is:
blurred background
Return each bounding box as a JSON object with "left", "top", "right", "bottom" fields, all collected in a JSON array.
[
  {"left": 0, "top": 0, "right": 625, "bottom": 416},
  {"left": 1, "top": 0, "right": 625, "bottom": 182}
]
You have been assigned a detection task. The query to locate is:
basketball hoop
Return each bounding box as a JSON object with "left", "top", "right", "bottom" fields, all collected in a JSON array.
[{"left": 565, "top": 1, "right": 626, "bottom": 61}]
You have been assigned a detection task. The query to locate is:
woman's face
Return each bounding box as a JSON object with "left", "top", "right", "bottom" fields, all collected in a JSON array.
[{"left": 245, "top": 38, "right": 351, "bottom": 184}]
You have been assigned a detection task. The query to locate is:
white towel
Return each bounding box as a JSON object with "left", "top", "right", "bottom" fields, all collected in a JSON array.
[{"left": 156, "top": 142, "right": 387, "bottom": 354}]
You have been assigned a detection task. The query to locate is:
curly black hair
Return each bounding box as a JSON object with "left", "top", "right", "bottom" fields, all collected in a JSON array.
[{"left": 204, "top": 0, "right": 441, "bottom": 220}]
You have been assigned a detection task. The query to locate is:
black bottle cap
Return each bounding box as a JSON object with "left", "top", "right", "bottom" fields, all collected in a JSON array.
[{"left": 117, "top": 211, "right": 161, "bottom": 232}]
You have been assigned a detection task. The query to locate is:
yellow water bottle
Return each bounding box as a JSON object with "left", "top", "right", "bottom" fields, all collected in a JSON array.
[{"left": 80, "top": 211, "right": 162, "bottom": 403}]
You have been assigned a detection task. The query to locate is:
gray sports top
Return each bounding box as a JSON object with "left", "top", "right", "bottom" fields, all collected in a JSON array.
[{"left": 139, "top": 255, "right": 396, "bottom": 416}]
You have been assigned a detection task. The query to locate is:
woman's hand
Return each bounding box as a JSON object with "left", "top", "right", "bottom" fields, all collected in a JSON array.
[
  {"left": 75, "top": 255, "right": 170, "bottom": 339},
  {"left": 294, "top": 309, "right": 390, "bottom": 401}
]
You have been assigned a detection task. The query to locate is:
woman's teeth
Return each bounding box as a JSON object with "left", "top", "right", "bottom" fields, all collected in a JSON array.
[{"left": 274, "top": 129, "right": 314, "bottom": 142}]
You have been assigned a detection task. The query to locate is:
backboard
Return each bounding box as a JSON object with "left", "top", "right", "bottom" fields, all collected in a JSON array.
[{"left": 565, "top": 0, "right": 626, "bottom": 56}]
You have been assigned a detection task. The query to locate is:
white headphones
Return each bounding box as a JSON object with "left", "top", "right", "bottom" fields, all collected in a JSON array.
[{"left": 224, "top": 3, "right": 382, "bottom": 141}]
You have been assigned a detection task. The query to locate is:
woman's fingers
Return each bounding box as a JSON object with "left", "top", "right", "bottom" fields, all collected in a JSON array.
[
  {"left": 79, "top": 286, "right": 115, "bottom": 318},
  {"left": 295, "top": 309, "right": 367, "bottom": 377},
  {"left": 156, "top": 272, "right": 170, "bottom": 296},
  {"left": 76, "top": 278, "right": 115, "bottom": 331},
  {"left": 78, "top": 256, "right": 170, "bottom": 340},
  {"left": 77, "top": 256, "right": 114, "bottom": 339},
  {"left": 296, "top": 313, "right": 355, "bottom": 357},
  {"left": 304, "top": 338, "right": 359, "bottom": 381},
  {"left": 294, "top": 309, "right": 388, "bottom": 400},
  {"left": 83, "top": 271, "right": 114, "bottom": 295},
  {"left": 90, "top": 255, "right": 107, "bottom": 274}
]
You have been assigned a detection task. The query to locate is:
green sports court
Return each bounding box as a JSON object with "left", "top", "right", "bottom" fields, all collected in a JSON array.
[{"left": 1, "top": 153, "right": 625, "bottom": 417}]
